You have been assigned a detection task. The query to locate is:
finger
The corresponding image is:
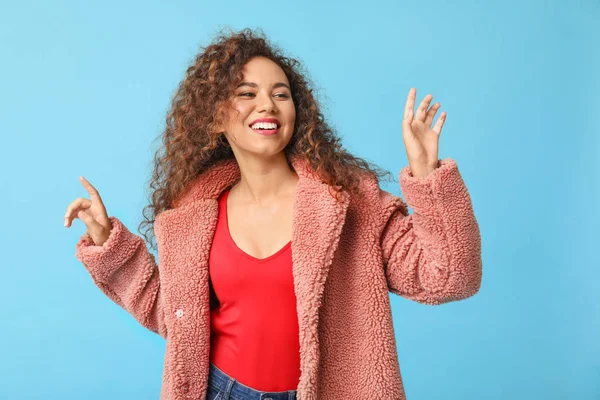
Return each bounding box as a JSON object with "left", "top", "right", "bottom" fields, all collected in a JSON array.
[
  {"left": 403, "top": 88, "right": 415, "bottom": 122},
  {"left": 432, "top": 112, "right": 447, "bottom": 135},
  {"left": 64, "top": 198, "right": 92, "bottom": 227},
  {"left": 424, "top": 102, "right": 441, "bottom": 128},
  {"left": 77, "top": 209, "right": 103, "bottom": 232},
  {"left": 415, "top": 94, "right": 433, "bottom": 122},
  {"left": 80, "top": 176, "right": 106, "bottom": 209}
]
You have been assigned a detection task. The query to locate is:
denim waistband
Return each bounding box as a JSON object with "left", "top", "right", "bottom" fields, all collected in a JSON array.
[{"left": 208, "top": 361, "right": 297, "bottom": 400}]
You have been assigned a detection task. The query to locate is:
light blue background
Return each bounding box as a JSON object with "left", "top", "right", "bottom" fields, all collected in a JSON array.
[{"left": 1, "top": 0, "right": 598, "bottom": 399}]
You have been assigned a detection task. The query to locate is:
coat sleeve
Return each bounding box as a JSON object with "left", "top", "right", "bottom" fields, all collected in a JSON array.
[
  {"left": 75, "top": 216, "right": 168, "bottom": 338},
  {"left": 378, "top": 158, "right": 482, "bottom": 305}
]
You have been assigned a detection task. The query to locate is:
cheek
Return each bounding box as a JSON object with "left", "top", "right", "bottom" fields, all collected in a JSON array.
[
  {"left": 227, "top": 103, "right": 252, "bottom": 127},
  {"left": 285, "top": 104, "right": 296, "bottom": 122}
]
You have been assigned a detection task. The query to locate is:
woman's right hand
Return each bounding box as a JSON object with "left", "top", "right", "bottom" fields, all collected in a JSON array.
[{"left": 64, "top": 176, "right": 113, "bottom": 246}]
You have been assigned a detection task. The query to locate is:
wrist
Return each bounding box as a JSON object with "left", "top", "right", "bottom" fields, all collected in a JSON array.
[{"left": 410, "top": 161, "right": 439, "bottom": 178}]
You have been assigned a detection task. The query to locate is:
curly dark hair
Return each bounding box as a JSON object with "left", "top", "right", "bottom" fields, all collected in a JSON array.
[{"left": 139, "top": 27, "right": 394, "bottom": 251}]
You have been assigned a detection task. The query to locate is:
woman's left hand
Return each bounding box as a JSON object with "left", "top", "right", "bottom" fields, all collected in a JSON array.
[{"left": 402, "top": 88, "right": 446, "bottom": 178}]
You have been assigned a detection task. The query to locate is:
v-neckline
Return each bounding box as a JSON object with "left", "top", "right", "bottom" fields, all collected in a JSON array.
[{"left": 223, "top": 189, "right": 291, "bottom": 263}]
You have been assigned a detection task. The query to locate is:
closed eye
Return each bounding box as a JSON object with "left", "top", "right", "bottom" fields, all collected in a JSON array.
[{"left": 239, "top": 92, "right": 289, "bottom": 98}]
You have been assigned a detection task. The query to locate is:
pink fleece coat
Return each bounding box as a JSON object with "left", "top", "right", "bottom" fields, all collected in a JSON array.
[{"left": 75, "top": 154, "right": 482, "bottom": 400}]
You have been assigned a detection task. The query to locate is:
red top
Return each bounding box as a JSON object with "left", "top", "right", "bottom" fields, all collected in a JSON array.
[{"left": 208, "top": 189, "right": 301, "bottom": 392}]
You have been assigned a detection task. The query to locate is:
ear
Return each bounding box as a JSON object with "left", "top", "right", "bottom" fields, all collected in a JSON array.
[
  {"left": 211, "top": 105, "right": 228, "bottom": 134},
  {"left": 212, "top": 122, "right": 224, "bottom": 135},
  {"left": 211, "top": 115, "right": 225, "bottom": 135}
]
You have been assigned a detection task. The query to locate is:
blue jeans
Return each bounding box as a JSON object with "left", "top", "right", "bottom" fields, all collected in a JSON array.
[{"left": 206, "top": 361, "right": 298, "bottom": 400}]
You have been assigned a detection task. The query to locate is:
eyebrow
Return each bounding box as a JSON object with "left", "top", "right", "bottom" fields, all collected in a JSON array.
[{"left": 236, "top": 81, "right": 291, "bottom": 90}]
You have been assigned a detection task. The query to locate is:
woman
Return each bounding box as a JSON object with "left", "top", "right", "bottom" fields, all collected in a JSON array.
[{"left": 65, "top": 28, "right": 482, "bottom": 400}]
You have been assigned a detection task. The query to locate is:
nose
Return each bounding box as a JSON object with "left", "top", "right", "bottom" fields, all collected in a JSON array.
[{"left": 256, "top": 91, "right": 277, "bottom": 113}]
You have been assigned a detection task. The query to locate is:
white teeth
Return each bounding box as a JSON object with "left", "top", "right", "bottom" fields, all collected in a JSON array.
[{"left": 251, "top": 122, "right": 278, "bottom": 130}]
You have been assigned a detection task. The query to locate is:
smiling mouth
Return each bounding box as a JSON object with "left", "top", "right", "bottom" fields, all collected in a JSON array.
[{"left": 248, "top": 122, "right": 281, "bottom": 128}]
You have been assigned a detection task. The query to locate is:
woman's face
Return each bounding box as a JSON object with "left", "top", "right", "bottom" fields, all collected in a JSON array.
[{"left": 218, "top": 56, "right": 296, "bottom": 158}]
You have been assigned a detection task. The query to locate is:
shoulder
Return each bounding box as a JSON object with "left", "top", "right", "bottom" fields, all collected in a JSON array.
[
  {"left": 344, "top": 169, "right": 409, "bottom": 233},
  {"left": 350, "top": 169, "right": 407, "bottom": 210}
]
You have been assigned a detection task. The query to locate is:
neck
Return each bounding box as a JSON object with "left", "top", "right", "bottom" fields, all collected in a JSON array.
[{"left": 230, "top": 152, "right": 299, "bottom": 205}]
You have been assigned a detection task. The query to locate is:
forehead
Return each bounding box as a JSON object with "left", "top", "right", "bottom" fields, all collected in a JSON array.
[{"left": 241, "top": 56, "right": 289, "bottom": 84}]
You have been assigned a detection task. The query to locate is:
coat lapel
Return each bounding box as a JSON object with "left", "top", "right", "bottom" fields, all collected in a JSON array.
[{"left": 154, "top": 155, "right": 350, "bottom": 399}]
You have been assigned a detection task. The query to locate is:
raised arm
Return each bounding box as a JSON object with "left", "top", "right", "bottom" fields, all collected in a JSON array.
[
  {"left": 65, "top": 176, "right": 167, "bottom": 338},
  {"left": 378, "top": 158, "right": 482, "bottom": 305}
]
